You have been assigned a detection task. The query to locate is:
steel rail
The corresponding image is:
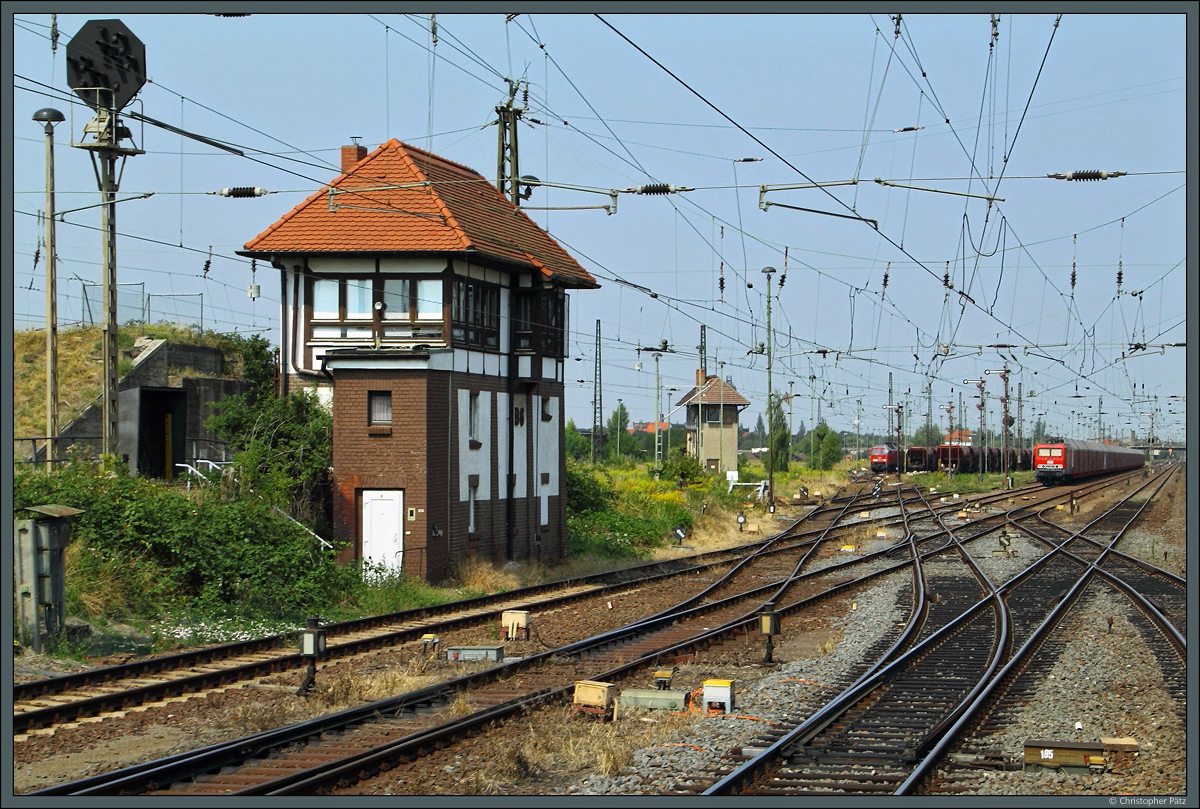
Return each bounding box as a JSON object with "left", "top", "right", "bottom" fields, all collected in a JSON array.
[
  {"left": 30, "top": 488, "right": 1013, "bottom": 796},
  {"left": 898, "top": 464, "right": 1180, "bottom": 793}
]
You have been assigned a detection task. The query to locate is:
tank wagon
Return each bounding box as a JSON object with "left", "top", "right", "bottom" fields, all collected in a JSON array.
[
  {"left": 1033, "top": 439, "right": 1144, "bottom": 485},
  {"left": 869, "top": 443, "right": 900, "bottom": 473},
  {"left": 905, "top": 446, "right": 937, "bottom": 472}
]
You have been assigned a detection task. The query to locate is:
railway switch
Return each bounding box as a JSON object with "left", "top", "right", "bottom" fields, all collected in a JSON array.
[
  {"left": 447, "top": 645, "right": 505, "bottom": 662},
  {"left": 616, "top": 688, "right": 689, "bottom": 718},
  {"left": 1023, "top": 739, "right": 1108, "bottom": 774}
]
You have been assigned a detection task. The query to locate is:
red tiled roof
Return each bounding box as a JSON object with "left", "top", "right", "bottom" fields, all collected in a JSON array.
[
  {"left": 676, "top": 376, "right": 750, "bottom": 407},
  {"left": 241, "top": 139, "right": 597, "bottom": 288},
  {"left": 630, "top": 421, "right": 671, "bottom": 433}
]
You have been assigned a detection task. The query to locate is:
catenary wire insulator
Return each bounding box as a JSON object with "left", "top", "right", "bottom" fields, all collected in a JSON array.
[
  {"left": 1046, "top": 170, "right": 1127, "bottom": 181},
  {"left": 209, "top": 187, "right": 273, "bottom": 197}
]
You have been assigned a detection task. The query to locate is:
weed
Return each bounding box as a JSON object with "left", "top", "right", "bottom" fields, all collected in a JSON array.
[
  {"left": 232, "top": 697, "right": 305, "bottom": 733},
  {"left": 447, "top": 556, "right": 522, "bottom": 594},
  {"left": 450, "top": 690, "right": 474, "bottom": 717}
]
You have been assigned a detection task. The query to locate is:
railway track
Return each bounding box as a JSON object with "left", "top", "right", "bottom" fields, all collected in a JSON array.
[
  {"left": 12, "top": 482, "right": 1039, "bottom": 737},
  {"left": 684, "top": 467, "right": 1182, "bottom": 795},
  {"left": 23, "top": 470, "right": 1175, "bottom": 796}
]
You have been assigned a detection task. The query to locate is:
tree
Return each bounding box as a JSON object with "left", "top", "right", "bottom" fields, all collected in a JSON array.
[
  {"left": 911, "top": 423, "right": 942, "bottom": 448},
  {"left": 819, "top": 428, "right": 843, "bottom": 470},
  {"left": 792, "top": 418, "right": 807, "bottom": 460},
  {"left": 807, "top": 422, "right": 832, "bottom": 469},
  {"left": 605, "top": 402, "right": 632, "bottom": 462},
  {"left": 767, "top": 392, "right": 789, "bottom": 472},
  {"left": 564, "top": 419, "right": 591, "bottom": 462},
  {"left": 1030, "top": 417, "right": 1051, "bottom": 445},
  {"left": 753, "top": 413, "right": 767, "bottom": 447},
  {"left": 207, "top": 388, "right": 332, "bottom": 528}
]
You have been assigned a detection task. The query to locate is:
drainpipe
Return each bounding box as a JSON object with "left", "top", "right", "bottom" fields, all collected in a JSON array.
[
  {"left": 291, "top": 266, "right": 332, "bottom": 386},
  {"left": 505, "top": 281, "right": 516, "bottom": 561},
  {"left": 279, "top": 266, "right": 289, "bottom": 396}
]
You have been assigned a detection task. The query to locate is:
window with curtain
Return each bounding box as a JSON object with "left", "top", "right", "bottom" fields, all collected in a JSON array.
[{"left": 368, "top": 390, "right": 392, "bottom": 425}]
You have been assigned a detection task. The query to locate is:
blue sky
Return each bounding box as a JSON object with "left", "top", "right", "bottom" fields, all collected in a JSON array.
[{"left": 9, "top": 9, "right": 1191, "bottom": 445}]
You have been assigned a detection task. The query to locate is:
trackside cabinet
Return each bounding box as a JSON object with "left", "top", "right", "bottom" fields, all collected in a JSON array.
[{"left": 14, "top": 504, "right": 83, "bottom": 653}]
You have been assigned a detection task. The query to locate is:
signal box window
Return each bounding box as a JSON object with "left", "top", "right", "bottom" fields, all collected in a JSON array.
[{"left": 368, "top": 391, "right": 392, "bottom": 425}]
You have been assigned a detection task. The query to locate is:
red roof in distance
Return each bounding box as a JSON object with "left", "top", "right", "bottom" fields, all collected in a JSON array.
[{"left": 676, "top": 375, "right": 750, "bottom": 408}]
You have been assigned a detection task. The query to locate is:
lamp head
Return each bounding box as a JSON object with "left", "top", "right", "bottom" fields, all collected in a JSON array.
[{"left": 33, "top": 108, "right": 65, "bottom": 133}]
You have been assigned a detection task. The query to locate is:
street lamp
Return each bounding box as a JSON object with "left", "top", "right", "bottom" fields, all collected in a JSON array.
[
  {"left": 34, "top": 108, "right": 65, "bottom": 470},
  {"left": 617, "top": 399, "right": 623, "bottom": 462}
]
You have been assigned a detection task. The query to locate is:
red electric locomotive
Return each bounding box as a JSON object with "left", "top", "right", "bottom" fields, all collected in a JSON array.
[
  {"left": 1033, "top": 439, "right": 1145, "bottom": 485},
  {"left": 869, "top": 443, "right": 900, "bottom": 473}
]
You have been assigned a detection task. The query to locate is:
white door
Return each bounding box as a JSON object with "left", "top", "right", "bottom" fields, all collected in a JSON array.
[{"left": 362, "top": 490, "right": 403, "bottom": 575}]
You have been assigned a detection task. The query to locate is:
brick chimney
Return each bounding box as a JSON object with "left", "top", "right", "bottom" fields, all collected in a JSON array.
[{"left": 341, "top": 141, "right": 367, "bottom": 173}]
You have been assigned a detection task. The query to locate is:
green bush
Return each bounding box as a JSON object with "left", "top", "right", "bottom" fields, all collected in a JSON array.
[
  {"left": 660, "top": 453, "right": 704, "bottom": 485},
  {"left": 13, "top": 462, "right": 354, "bottom": 622},
  {"left": 565, "top": 459, "right": 613, "bottom": 513}
]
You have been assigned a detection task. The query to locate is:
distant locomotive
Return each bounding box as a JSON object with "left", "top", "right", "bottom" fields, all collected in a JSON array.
[
  {"left": 869, "top": 443, "right": 900, "bottom": 473},
  {"left": 1033, "top": 439, "right": 1144, "bottom": 485}
]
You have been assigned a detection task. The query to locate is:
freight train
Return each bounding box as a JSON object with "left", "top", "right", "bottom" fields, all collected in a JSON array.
[
  {"left": 934, "top": 443, "right": 1033, "bottom": 474},
  {"left": 1032, "top": 439, "right": 1145, "bottom": 485},
  {"left": 937, "top": 443, "right": 979, "bottom": 474},
  {"left": 905, "top": 445, "right": 937, "bottom": 472}
]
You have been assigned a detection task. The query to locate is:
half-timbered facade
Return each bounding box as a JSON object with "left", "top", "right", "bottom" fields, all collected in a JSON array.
[{"left": 240, "top": 140, "right": 597, "bottom": 582}]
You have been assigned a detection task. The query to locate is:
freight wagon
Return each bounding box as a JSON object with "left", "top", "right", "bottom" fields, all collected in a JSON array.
[
  {"left": 937, "top": 444, "right": 978, "bottom": 474},
  {"left": 905, "top": 446, "right": 937, "bottom": 472}
]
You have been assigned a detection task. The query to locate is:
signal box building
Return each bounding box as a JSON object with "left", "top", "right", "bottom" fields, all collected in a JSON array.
[
  {"left": 676, "top": 372, "right": 750, "bottom": 476},
  {"left": 240, "top": 140, "right": 597, "bottom": 582}
]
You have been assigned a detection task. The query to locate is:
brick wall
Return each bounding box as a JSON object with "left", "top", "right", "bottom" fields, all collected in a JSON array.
[
  {"left": 329, "top": 367, "right": 568, "bottom": 583},
  {"left": 330, "top": 369, "right": 430, "bottom": 574}
]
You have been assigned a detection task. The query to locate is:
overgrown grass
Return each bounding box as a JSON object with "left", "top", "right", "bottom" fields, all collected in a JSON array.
[
  {"left": 565, "top": 460, "right": 700, "bottom": 560},
  {"left": 12, "top": 323, "right": 256, "bottom": 443},
  {"left": 451, "top": 704, "right": 701, "bottom": 793},
  {"left": 920, "top": 469, "right": 1037, "bottom": 494}
]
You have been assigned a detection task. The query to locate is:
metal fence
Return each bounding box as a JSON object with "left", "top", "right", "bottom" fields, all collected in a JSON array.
[{"left": 82, "top": 282, "right": 205, "bottom": 331}]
